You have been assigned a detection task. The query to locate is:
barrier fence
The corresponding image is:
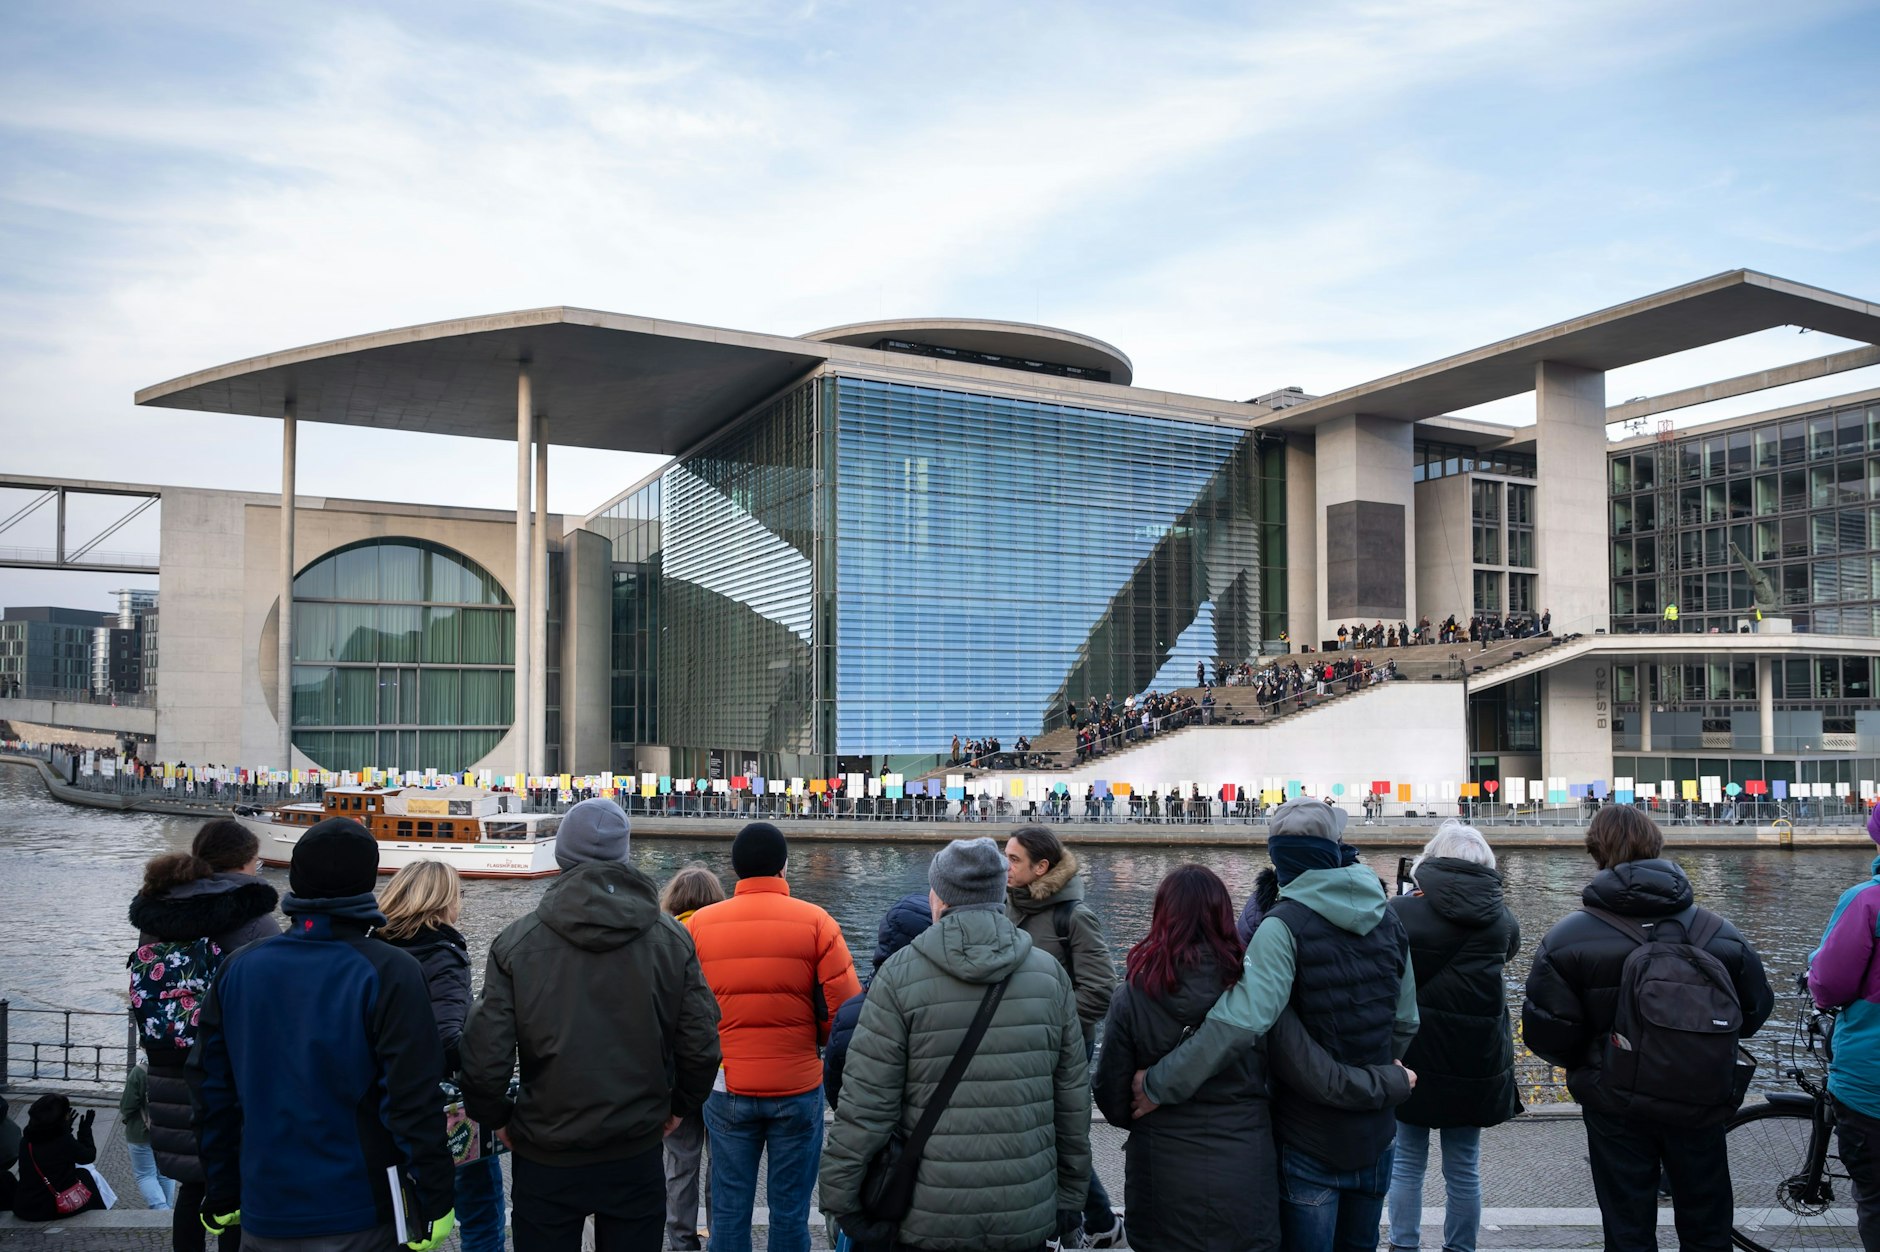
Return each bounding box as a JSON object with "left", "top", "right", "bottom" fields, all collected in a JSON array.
[{"left": 0, "top": 1001, "right": 138, "bottom": 1090}]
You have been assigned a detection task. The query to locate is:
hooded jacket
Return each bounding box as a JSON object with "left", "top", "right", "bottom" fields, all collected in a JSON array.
[
  {"left": 1006, "top": 849, "right": 1116, "bottom": 1034},
  {"left": 687, "top": 876, "right": 861, "bottom": 1098},
  {"left": 383, "top": 922, "right": 473, "bottom": 1075},
  {"left": 819, "top": 906, "right": 1091, "bottom": 1252},
  {"left": 1522, "top": 858, "right": 1773, "bottom": 1124},
  {"left": 1093, "top": 961, "right": 1411, "bottom": 1252},
  {"left": 825, "top": 891, "right": 933, "bottom": 1109},
  {"left": 1389, "top": 858, "right": 1522, "bottom": 1129},
  {"left": 192, "top": 891, "right": 455, "bottom": 1239},
  {"left": 1811, "top": 840, "right": 1880, "bottom": 1118},
  {"left": 12, "top": 1113, "right": 105, "bottom": 1221},
  {"left": 460, "top": 859, "right": 721, "bottom": 1166},
  {"left": 127, "top": 870, "right": 280, "bottom": 1183},
  {"left": 1140, "top": 863, "right": 1418, "bottom": 1160}
]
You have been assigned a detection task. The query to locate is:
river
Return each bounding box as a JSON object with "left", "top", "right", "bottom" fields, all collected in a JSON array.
[{"left": 3, "top": 760, "right": 1871, "bottom": 1033}]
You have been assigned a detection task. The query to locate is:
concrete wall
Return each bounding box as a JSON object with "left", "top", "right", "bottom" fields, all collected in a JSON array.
[
  {"left": 1539, "top": 655, "right": 1616, "bottom": 784},
  {"left": 156, "top": 485, "right": 562, "bottom": 773},
  {"left": 1315, "top": 414, "right": 1415, "bottom": 638},
  {"left": 1534, "top": 362, "right": 1610, "bottom": 634},
  {"left": 559, "top": 527, "right": 614, "bottom": 774},
  {"left": 0, "top": 705, "right": 154, "bottom": 741},
  {"left": 982, "top": 680, "right": 1467, "bottom": 794},
  {"left": 1414, "top": 473, "right": 1471, "bottom": 623}
]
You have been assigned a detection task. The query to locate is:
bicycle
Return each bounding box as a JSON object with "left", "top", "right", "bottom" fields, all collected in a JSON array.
[{"left": 1726, "top": 976, "right": 1851, "bottom": 1252}]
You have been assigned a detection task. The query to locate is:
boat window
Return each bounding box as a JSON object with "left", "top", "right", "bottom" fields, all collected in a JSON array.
[
  {"left": 534, "top": 817, "right": 559, "bottom": 840},
  {"left": 416, "top": 821, "right": 434, "bottom": 839},
  {"left": 397, "top": 821, "right": 413, "bottom": 837},
  {"left": 481, "top": 821, "right": 528, "bottom": 841}
]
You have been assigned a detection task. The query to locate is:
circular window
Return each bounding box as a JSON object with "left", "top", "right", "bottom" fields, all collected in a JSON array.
[{"left": 288, "top": 538, "right": 513, "bottom": 774}]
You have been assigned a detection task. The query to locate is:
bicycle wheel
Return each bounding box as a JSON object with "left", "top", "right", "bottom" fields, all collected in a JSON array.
[{"left": 1728, "top": 1101, "right": 1851, "bottom": 1252}]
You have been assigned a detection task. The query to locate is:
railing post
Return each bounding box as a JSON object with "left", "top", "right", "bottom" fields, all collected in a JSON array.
[{"left": 0, "top": 998, "right": 8, "bottom": 1091}]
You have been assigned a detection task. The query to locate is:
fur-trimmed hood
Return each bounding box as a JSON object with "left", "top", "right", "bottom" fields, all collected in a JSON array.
[
  {"left": 128, "top": 873, "right": 280, "bottom": 946},
  {"left": 1236, "top": 866, "right": 1280, "bottom": 945},
  {"left": 1007, "top": 848, "right": 1084, "bottom": 913}
]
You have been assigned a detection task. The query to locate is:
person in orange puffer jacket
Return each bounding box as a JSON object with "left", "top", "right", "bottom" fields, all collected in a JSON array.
[{"left": 687, "top": 822, "right": 861, "bottom": 1252}]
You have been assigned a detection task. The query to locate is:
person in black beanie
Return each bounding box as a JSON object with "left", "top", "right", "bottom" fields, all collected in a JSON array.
[
  {"left": 191, "top": 818, "right": 458, "bottom": 1250},
  {"left": 730, "top": 820, "right": 789, "bottom": 879}
]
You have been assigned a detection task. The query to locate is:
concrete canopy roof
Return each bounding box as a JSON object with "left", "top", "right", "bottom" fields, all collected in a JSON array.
[
  {"left": 802, "top": 317, "right": 1133, "bottom": 385},
  {"left": 1260, "top": 270, "right": 1880, "bottom": 432},
  {"left": 135, "top": 308, "right": 833, "bottom": 454}
]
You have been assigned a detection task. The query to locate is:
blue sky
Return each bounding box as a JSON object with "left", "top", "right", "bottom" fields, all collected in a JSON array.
[{"left": 2, "top": 0, "right": 1877, "bottom": 606}]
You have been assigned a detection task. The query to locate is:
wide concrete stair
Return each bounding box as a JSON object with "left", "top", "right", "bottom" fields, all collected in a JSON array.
[{"left": 948, "top": 635, "right": 1567, "bottom": 778}]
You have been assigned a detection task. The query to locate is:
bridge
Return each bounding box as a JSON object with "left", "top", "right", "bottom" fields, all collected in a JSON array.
[{"left": 0, "top": 476, "right": 161, "bottom": 574}]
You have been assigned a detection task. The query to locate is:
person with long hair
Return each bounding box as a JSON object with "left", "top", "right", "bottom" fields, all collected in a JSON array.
[
  {"left": 379, "top": 860, "right": 502, "bottom": 1252},
  {"left": 127, "top": 818, "right": 278, "bottom": 1251},
  {"left": 658, "top": 864, "right": 726, "bottom": 1252},
  {"left": 1096, "top": 862, "right": 1415, "bottom": 1252}
]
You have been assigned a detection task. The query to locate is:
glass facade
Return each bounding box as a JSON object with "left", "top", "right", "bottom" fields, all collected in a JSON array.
[
  {"left": 290, "top": 538, "right": 514, "bottom": 773},
  {"left": 1610, "top": 397, "right": 1880, "bottom": 635},
  {"left": 595, "top": 372, "right": 1286, "bottom": 774}
]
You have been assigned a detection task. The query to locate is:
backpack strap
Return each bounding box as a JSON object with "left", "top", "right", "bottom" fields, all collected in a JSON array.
[
  {"left": 1052, "top": 901, "right": 1079, "bottom": 986},
  {"left": 1582, "top": 906, "right": 1653, "bottom": 947},
  {"left": 885, "top": 972, "right": 1014, "bottom": 1196},
  {"left": 1585, "top": 905, "right": 1724, "bottom": 951}
]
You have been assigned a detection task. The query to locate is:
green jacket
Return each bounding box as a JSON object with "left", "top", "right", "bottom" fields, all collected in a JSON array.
[
  {"left": 820, "top": 905, "right": 1092, "bottom": 1251},
  {"left": 1142, "top": 863, "right": 1419, "bottom": 1108},
  {"left": 459, "top": 860, "right": 721, "bottom": 1167},
  {"left": 120, "top": 1064, "right": 150, "bottom": 1145},
  {"left": 1005, "top": 849, "right": 1115, "bottom": 1034}
]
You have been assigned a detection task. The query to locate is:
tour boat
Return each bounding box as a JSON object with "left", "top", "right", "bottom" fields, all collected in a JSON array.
[{"left": 237, "top": 785, "right": 562, "bottom": 879}]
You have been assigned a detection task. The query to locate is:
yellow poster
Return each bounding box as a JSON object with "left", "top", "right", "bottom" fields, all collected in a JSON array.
[{"left": 1681, "top": 779, "right": 1700, "bottom": 801}]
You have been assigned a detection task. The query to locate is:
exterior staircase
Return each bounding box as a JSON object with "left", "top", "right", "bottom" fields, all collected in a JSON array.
[{"left": 938, "top": 635, "right": 1568, "bottom": 779}]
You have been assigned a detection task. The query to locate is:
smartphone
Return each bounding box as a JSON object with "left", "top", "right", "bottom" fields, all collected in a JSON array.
[{"left": 1395, "top": 856, "right": 1417, "bottom": 896}]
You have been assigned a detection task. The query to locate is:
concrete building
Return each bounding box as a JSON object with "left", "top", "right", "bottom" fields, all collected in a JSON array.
[
  {"left": 0, "top": 607, "right": 103, "bottom": 698},
  {"left": 5, "top": 269, "right": 1878, "bottom": 797}
]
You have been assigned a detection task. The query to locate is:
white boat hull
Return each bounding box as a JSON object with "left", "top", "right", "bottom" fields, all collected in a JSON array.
[{"left": 238, "top": 813, "right": 560, "bottom": 879}]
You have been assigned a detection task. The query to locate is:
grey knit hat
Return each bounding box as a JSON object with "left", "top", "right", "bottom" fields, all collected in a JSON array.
[
  {"left": 929, "top": 836, "right": 1006, "bottom": 908},
  {"left": 555, "top": 798, "right": 630, "bottom": 870}
]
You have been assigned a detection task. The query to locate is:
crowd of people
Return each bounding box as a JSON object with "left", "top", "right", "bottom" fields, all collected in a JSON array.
[
  {"left": 22, "top": 798, "right": 1880, "bottom": 1251},
  {"left": 1067, "top": 691, "right": 1209, "bottom": 763},
  {"left": 1325, "top": 610, "right": 1553, "bottom": 651}
]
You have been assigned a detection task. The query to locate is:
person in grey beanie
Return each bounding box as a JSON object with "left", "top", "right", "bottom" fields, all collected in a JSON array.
[
  {"left": 821, "top": 838, "right": 1091, "bottom": 1252},
  {"left": 461, "top": 797, "right": 721, "bottom": 1249}
]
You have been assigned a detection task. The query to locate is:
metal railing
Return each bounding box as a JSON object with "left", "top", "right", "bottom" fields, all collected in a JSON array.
[{"left": 0, "top": 1001, "right": 138, "bottom": 1090}]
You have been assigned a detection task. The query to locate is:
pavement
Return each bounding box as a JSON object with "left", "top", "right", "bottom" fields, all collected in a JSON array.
[{"left": 0, "top": 1094, "right": 1862, "bottom": 1250}]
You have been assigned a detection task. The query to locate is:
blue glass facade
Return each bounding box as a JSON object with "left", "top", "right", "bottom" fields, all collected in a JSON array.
[{"left": 597, "top": 373, "right": 1285, "bottom": 773}]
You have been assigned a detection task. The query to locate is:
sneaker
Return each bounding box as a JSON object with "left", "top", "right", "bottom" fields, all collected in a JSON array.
[
  {"left": 1045, "top": 1233, "right": 1083, "bottom": 1251},
  {"left": 1085, "top": 1213, "right": 1128, "bottom": 1248}
]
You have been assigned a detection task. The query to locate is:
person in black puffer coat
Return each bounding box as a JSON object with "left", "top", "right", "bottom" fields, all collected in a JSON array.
[
  {"left": 12, "top": 1094, "right": 107, "bottom": 1221},
  {"left": 1385, "top": 821, "right": 1521, "bottom": 1252},
  {"left": 1093, "top": 864, "right": 1413, "bottom": 1252},
  {"left": 1523, "top": 806, "right": 1773, "bottom": 1252},
  {"left": 823, "top": 891, "right": 934, "bottom": 1110},
  {"left": 127, "top": 819, "right": 279, "bottom": 1251}
]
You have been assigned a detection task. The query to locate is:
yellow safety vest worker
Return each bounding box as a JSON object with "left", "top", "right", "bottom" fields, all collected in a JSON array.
[{"left": 1663, "top": 604, "right": 1679, "bottom": 622}]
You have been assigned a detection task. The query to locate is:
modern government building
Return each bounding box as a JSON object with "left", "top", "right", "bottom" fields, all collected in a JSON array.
[{"left": 6, "top": 269, "right": 1880, "bottom": 804}]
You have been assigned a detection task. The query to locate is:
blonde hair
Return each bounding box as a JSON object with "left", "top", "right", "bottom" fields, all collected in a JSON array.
[
  {"left": 378, "top": 860, "right": 462, "bottom": 940},
  {"left": 660, "top": 863, "right": 726, "bottom": 917}
]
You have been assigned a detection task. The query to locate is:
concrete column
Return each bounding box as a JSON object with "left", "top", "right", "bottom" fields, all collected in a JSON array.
[
  {"left": 1314, "top": 414, "right": 1414, "bottom": 643},
  {"left": 559, "top": 528, "right": 613, "bottom": 774},
  {"left": 278, "top": 402, "right": 296, "bottom": 768},
  {"left": 1284, "top": 439, "right": 1318, "bottom": 650},
  {"left": 1540, "top": 657, "right": 1615, "bottom": 785},
  {"left": 531, "top": 417, "right": 549, "bottom": 776},
  {"left": 514, "top": 366, "right": 534, "bottom": 784},
  {"left": 1640, "top": 701, "right": 1653, "bottom": 753},
  {"left": 1758, "top": 655, "right": 1775, "bottom": 755},
  {"left": 1534, "top": 362, "right": 1610, "bottom": 634}
]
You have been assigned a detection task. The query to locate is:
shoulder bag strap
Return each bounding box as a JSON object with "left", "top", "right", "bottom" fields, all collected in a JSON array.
[
  {"left": 1581, "top": 906, "right": 1653, "bottom": 947},
  {"left": 1053, "top": 902, "right": 1078, "bottom": 986},
  {"left": 888, "top": 972, "right": 1015, "bottom": 1189}
]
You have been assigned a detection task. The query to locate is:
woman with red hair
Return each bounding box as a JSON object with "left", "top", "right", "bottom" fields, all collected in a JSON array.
[{"left": 1094, "top": 864, "right": 1412, "bottom": 1252}]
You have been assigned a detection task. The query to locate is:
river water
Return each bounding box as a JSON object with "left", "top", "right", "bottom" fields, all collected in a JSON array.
[{"left": 4, "top": 761, "right": 1873, "bottom": 1035}]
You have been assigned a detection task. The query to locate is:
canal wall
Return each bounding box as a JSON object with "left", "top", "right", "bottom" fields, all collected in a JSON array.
[{"left": 10, "top": 752, "right": 1866, "bottom": 849}]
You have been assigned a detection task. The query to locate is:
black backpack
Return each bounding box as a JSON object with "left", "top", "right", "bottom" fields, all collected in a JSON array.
[{"left": 1584, "top": 906, "right": 1749, "bottom": 1126}]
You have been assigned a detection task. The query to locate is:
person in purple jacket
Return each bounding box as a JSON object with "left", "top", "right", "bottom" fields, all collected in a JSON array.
[{"left": 1808, "top": 802, "right": 1880, "bottom": 1251}]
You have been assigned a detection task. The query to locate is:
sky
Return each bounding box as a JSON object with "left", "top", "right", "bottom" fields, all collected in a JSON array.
[{"left": 2, "top": 0, "right": 1878, "bottom": 610}]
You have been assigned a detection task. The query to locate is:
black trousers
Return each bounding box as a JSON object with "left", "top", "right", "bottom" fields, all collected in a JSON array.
[
  {"left": 1834, "top": 1098, "right": 1880, "bottom": 1252},
  {"left": 1583, "top": 1110, "right": 1732, "bottom": 1252},
  {"left": 512, "top": 1144, "right": 664, "bottom": 1252},
  {"left": 174, "top": 1180, "right": 243, "bottom": 1252}
]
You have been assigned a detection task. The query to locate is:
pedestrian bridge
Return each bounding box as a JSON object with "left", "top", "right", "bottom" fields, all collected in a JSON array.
[{"left": 0, "top": 694, "right": 156, "bottom": 742}]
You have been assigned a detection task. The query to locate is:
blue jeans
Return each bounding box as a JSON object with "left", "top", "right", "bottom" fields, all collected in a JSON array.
[
  {"left": 704, "top": 1088, "right": 824, "bottom": 1252},
  {"left": 456, "top": 1154, "right": 506, "bottom": 1252},
  {"left": 126, "top": 1140, "right": 176, "bottom": 1210},
  {"left": 1278, "top": 1143, "right": 1394, "bottom": 1252},
  {"left": 1386, "top": 1123, "right": 1481, "bottom": 1252}
]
